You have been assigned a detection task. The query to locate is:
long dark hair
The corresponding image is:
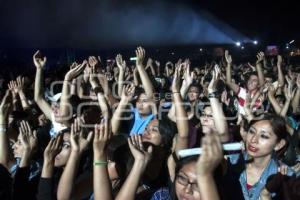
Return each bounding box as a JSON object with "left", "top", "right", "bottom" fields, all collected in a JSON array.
[{"left": 247, "top": 114, "right": 289, "bottom": 159}]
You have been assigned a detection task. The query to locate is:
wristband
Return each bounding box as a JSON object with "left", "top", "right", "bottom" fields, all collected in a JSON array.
[{"left": 94, "top": 161, "right": 108, "bottom": 166}]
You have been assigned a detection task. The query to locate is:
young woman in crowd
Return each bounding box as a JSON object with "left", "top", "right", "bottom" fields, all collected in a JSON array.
[{"left": 0, "top": 47, "right": 299, "bottom": 200}]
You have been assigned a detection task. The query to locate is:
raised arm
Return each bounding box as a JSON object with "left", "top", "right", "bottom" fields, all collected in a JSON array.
[
  {"left": 196, "top": 134, "right": 222, "bottom": 200},
  {"left": 180, "top": 59, "right": 194, "bottom": 97},
  {"left": 116, "top": 54, "right": 126, "bottom": 98},
  {"left": 18, "top": 121, "right": 38, "bottom": 168},
  {"left": 41, "top": 134, "right": 63, "bottom": 178},
  {"left": 59, "top": 61, "right": 87, "bottom": 122},
  {"left": 93, "top": 120, "right": 113, "bottom": 200},
  {"left": 115, "top": 135, "right": 153, "bottom": 200},
  {"left": 208, "top": 65, "right": 229, "bottom": 142},
  {"left": 89, "top": 69, "right": 111, "bottom": 120},
  {"left": 135, "top": 47, "right": 154, "bottom": 99},
  {"left": 225, "top": 50, "right": 239, "bottom": 94},
  {"left": 256, "top": 52, "right": 265, "bottom": 87},
  {"left": 280, "top": 84, "right": 296, "bottom": 117},
  {"left": 167, "top": 65, "right": 190, "bottom": 182},
  {"left": 145, "top": 58, "right": 156, "bottom": 77},
  {"left": 15, "top": 76, "right": 30, "bottom": 110},
  {"left": 292, "top": 74, "right": 300, "bottom": 113},
  {"left": 37, "top": 134, "right": 63, "bottom": 200},
  {"left": 33, "top": 51, "right": 52, "bottom": 120},
  {"left": 168, "top": 59, "right": 192, "bottom": 122},
  {"left": 8, "top": 81, "right": 20, "bottom": 111},
  {"left": 267, "top": 85, "right": 282, "bottom": 114},
  {"left": 172, "top": 65, "right": 189, "bottom": 151},
  {"left": 111, "top": 84, "right": 135, "bottom": 135},
  {"left": 0, "top": 91, "right": 11, "bottom": 169},
  {"left": 56, "top": 118, "right": 93, "bottom": 200},
  {"left": 277, "top": 55, "right": 285, "bottom": 88}
]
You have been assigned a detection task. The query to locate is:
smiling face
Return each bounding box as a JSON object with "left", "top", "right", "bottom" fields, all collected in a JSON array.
[
  {"left": 246, "top": 120, "right": 285, "bottom": 158},
  {"left": 54, "top": 132, "right": 71, "bottom": 167},
  {"left": 188, "top": 86, "right": 200, "bottom": 102},
  {"left": 175, "top": 161, "right": 201, "bottom": 200},
  {"left": 247, "top": 74, "right": 259, "bottom": 92},
  {"left": 142, "top": 119, "right": 162, "bottom": 146}
]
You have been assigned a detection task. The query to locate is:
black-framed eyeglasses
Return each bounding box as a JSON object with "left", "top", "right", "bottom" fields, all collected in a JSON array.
[{"left": 176, "top": 174, "right": 199, "bottom": 192}]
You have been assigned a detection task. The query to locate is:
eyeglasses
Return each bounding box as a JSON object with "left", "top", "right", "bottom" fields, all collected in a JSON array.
[
  {"left": 201, "top": 113, "right": 213, "bottom": 118},
  {"left": 176, "top": 174, "right": 199, "bottom": 192}
]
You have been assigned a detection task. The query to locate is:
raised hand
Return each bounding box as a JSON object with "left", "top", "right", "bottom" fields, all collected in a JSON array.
[
  {"left": 225, "top": 50, "right": 232, "bottom": 65},
  {"left": 65, "top": 60, "right": 87, "bottom": 81},
  {"left": 19, "top": 120, "right": 38, "bottom": 156},
  {"left": 44, "top": 133, "right": 63, "bottom": 162},
  {"left": 196, "top": 134, "right": 223, "bottom": 176},
  {"left": 0, "top": 90, "right": 11, "bottom": 123},
  {"left": 121, "top": 84, "right": 136, "bottom": 102},
  {"left": 88, "top": 56, "right": 100, "bottom": 69},
  {"left": 171, "top": 63, "right": 182, "bottom": 93},
  {"left": 267, "top": 84, "right": 277, "bottom": 97},
  {"left": 296, "top": 74, "right": 300, "bottom": 89},
  {"left": 15, "top": 76, "right": 25, "bottom": 93},
  {"left": 146, "top": 58, "right": 153, "bottom": 69},
  {"left": 256, "top": 52, "right": 265, "bottom": 64},
  {"left": 70, "top": 117, "right": 93, "bottom": 154},
  {"left": 33, "top": 50, "right": 47, "bottom": 69},
  {"left": 285, "top": 75, "right": 295, "bottom": 87},
  {"left": 244, "top": 93, "right": 255, "bottom": 121},
  {"left": 284, "top": 84, "right": 296, "bottom": 101},
  {"left": 116, "top": 54, "right": 126, "bottom": 71},
  {"left": 208, "top": 65, "right": 221, "bottom": 93},
  {"left": 135, "top": 47, "right": 145, "bottom": 67},
  {"left": 8, "top": 80, "right": 18, "bottom": 94},
  {"left": 128, "top": 135, "right": 153, "bottom": 166},
  {"left": 277, "top": 55, "right": 283, "bottom": 66},
  {"left": 89, "top": 64, "right": 100, "bottom": 89},
  {"left": 183, "top": 60, "right": 194, "bottom": 86},
  {"left": 93, "top": 119, "right": 111, "bottom": 154}
]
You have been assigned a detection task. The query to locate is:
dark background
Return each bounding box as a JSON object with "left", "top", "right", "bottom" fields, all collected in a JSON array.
[{"left": 0, "top": 0, "right": 299, "bottom": 49}]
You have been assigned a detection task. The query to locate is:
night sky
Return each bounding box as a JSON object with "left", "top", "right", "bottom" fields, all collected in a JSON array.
[{"left": 0, "top": 0, "right": 299, "bottom": 49}]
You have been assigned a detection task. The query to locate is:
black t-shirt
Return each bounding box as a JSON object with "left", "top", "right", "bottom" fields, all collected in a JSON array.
[{"left": 0, "top": 164, "right": 12, "bottom": 200}]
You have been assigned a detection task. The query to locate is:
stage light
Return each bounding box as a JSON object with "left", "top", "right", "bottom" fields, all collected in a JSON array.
[
  {"left": 241, "top": 46, "right": 244, "bottom": 50},
  {"left": 235, "top": 41, "right": 241, "bottom": 46},
  {"left": 171, "top": 52, "right": 175, "bottom": 55},
  {"left": 199, "top": 48, "right": 203, "bottom": 51},
  {"left": 286, "top": 46, "right": 289, "bottom": 49},
  {"left": 289, "top": 40, "right": 295, "bottom": 44},
  {"left": 253, "top": 40, "right": 258, "bottom": 45}
]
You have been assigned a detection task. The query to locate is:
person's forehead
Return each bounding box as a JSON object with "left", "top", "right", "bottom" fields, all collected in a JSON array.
[
  {"left": 203, "top": 106, "right": 212, "bottom": 113},
  {"left": 180, "top": 162, "right": 197, "bottom": 179},
  {"left": 249, "top": 75, "right": 258, "bottom": 79},
  {"left": 189, "top": 86, "right": 199, "bottom": 92},
  {"left": 252, "top": 120, "right": 273, "bottom": 133},
  {"left": 148, "top": 119, "right": 159, "bottom": 126}
]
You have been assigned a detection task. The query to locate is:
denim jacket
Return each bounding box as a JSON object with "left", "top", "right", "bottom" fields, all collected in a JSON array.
[{"left": 227, "top": 153, "right": 295, "bottom": 200}]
